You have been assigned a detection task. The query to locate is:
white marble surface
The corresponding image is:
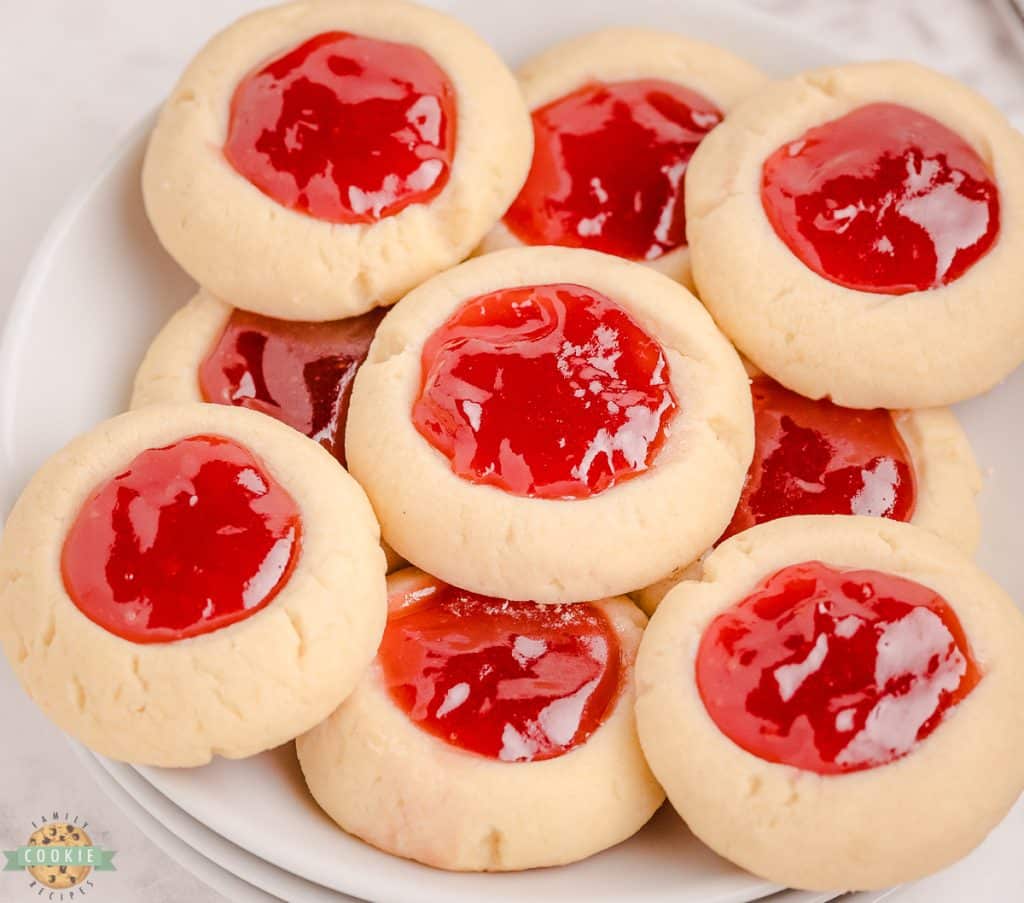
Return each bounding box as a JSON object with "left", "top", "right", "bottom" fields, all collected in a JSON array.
[
  {"left": 751, "top": 0, "right": 1024, "bottom": 129},
  {"left": 1, "top": 2, "right": 1023, "bottom": 901}
]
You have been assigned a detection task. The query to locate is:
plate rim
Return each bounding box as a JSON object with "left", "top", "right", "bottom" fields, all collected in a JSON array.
[
  {"left": 74, "top": 739, "right": 362, "bottom": 903},
  {"left": 71, "top": 740, "right": 283, "bottom": 903},
  {"left": 0, "top": 110, "right": 160, "bottom": 513}
]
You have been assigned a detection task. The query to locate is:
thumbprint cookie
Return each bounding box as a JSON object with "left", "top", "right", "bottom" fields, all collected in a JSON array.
[
  {"left": 0, "top": 404, "right": 386, "bottom": 765},
  {"left": 634, "top": 374, "right": 980, "bottom": 614},
  {"left": 143, "top": 0, "right": 532, "bottom": 320},
  {"left": 297, "top": 567, "right": 663, "bottom": 870},
  {"left": 345, "top": 246, "right": 753, "bottom": 602},
  {"left": 636, "top": 515, "right": 1024, "bottom": 890},
  {"left": 479, "top": 28, "right": 765, "bottom": 288},
  {"left": 686, "top": 62, "right": 1024, "bottom": 407}
]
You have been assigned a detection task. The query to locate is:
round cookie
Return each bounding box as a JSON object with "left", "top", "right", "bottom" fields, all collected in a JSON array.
[
  {"left": 686, "top": 61, "right": 1024, "bottom": 408},
  {"left": 0, "top": 403, "right": 386, "bottom": 766},
  {"left": 297, "top": 567, "right": 663, "bottom": 871},
  {"left": 478, "top": 28, "right": 766, "bottom": 288},
  {"left": 131, "top": 289, "right": 404, "bottom": 570},
  {"left": 143, "top": 0, "right": 532, "bottom": 321},
  {"left": 27, "top": 823, "right": 91, "bottom": 890},
  {"left": 635, "top": 515, "right": 1024, "bottom": 891},
  {"left": 633, "top": 378, "right": 981, "bottom": 615},
  {"left": 345, "top": 246, "right": 754, "bottom": 602}
]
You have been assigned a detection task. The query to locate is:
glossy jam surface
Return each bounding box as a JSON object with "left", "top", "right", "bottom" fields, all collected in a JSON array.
[
  {"left": 199, "top": 308, "right": 384, "bottom": 465},
  {"left": 412, "top": 283, "right": 678, "bottom": 499},
  {"left": 696, "top": 562, "right": 980, "bottom": 774},
  {"left": 504, "top": 80, "right": 722, "bottom": 260},
  {"left": 722, "top": 377, "right": 916, "bottom": 540},
  {"left": 62, "top": 435, "right": 302, "bottom": 643},
  {"left": 379, "top": 578, "right": 622, "bottom": 761},
  {"left": 224, "top": 31, "right": 455, "bottom": 224},
  {"left": 761, "top": 103, "right": 1000, "bottom": 293}
]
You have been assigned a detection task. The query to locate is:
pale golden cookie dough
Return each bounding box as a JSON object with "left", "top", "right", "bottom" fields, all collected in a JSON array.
[
  {"left": 143, "top": 0, "right": 532, "bottom": 321},
  {"left": 893, "top": 407, "right": 981, "bottom": 554},
  {"left": 345, "top": 246, "right": 754, "bottom": 603},
  {"left": 131, "top": 289, "right": 405, "bottom": 571},
  {"left": 478, "top": 28, "right": 766, "bottom": 288},
  {"left": 130, "top": 290, "right": 233, "bottom": 411},
  {"left": 633, "top": 403, "right": 982, "bottom": 616},
  {"left": 686, "top": 61, "right": 1024, "bottom": 408},
  {"left": 297, "top": 567, "right": 664, "bottom": 871},
  {"left": 635, "top": 515, "right": 1024, "bottom": 891},
  {"left": 0, "top": 403, "right": 386, "bottom": 766}
]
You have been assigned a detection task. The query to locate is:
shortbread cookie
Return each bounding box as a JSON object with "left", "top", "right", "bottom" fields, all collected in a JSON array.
[
  {"left": 0, "top": 403, "right": 386, "bottom": 766},
  {"left": 633, "top": 375, "right": 981, "bottom": 614},
  {"left": 130, "top": 289, "right": 406, "bottom": 571},
  {"left": 297, "top": 567, "right": 663, "bottom": 871},
  {"left": 636, "top": 515, "right": 1024, "bottom": 890},
  {"left": 143, "top": 0, "right": 532, "bottom": 320},
  {"left": 132, "top": 290, "right": 382, "bottom": 465},
  {"left": 686, "top": 62, "right": 1024, "bottom": 407},
  {"left": 479, "top": 28, "right": 765, "bottom": 287},
  {"left": 345, "top": 246, "right": 753, "bottom": 602}
]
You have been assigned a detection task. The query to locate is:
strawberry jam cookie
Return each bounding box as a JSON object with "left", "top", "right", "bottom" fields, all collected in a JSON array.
[
  {"left": 634, "top": 375, "right": 981, "bottom": 614},
  {"left": 131, "top": 290, "right": 405, "bottom": 571},
  {"left": 478, "top": 28, "right": 765, "bottom": 287},
  {"left": 0, "top": 404, "right": 386, "bottom": 766},
  {"left": 132, "top": 291, "right": 380, "bottom": 464},
  {"left": 345, "top": 246, "right": 753, "bottom": 602},
  {"left": 636, "top": 516, "right": 1024, "bottom": 890},
  {"left": 142, "top": 0, "right": 531, "bottom": 321},
  {"left": 297, "top": 567, "right": 663, "bottom": 870},
  {"left": 686, "top": 62, "right": 1024, "bottom": 408}
]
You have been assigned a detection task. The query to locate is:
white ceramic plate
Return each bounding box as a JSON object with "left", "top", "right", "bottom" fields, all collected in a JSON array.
[
  {"left": 84, "top": 743, "right": 844, "bottom": 903},
  {"left": 136, "top": 741, "right": 774, "bottom": 903},
  {"left": 73, "top": 743, "right": 287, "bottom": 903},
  {"left": 74, "top": 741, "right": 356, "bottom": 903},
  {"left": 3, "top": 0, "right": 1022, "bottom": 900}
]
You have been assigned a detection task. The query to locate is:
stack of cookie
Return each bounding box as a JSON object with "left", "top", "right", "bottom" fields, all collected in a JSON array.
[{"left": 3, "top": 0, "right": 1024, "bottom": 892}]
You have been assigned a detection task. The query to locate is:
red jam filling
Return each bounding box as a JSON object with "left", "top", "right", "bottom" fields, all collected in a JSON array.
[
  {"left": 224, "top": 31, "right": 456, "bottom": 224},
  {"left": 722, "top": 377, "right": 916, "bottom": 540},
  {"left": 504, "top": 80, "right": 722, "bottom": 260},
  {"left": 379, "top": 576, "right": 621, "bottom": 761},
  {"left": 411, "top": 283, "right": 678, "bottom": 499},
  {"left": 198, "top": 308, "right": 384, "bottom": 465},
  {"left": 696, "top": 561, "right": 980, "bottom": 774},
  {"left": 761, "top": 102, "right": 999, "bottom": 293},
  {"left": 61, "top": 435, "right": 301, "bottom": 644}
]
